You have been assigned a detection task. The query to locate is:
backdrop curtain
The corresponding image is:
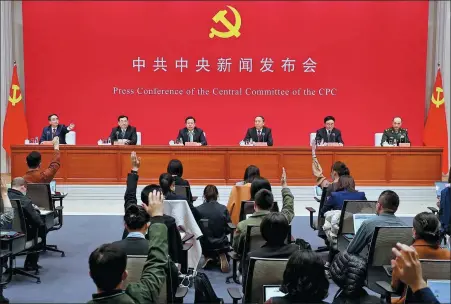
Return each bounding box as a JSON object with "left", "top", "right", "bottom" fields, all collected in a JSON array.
[{"left": 1, "top": 1, "right": 24, "bottom": 173}]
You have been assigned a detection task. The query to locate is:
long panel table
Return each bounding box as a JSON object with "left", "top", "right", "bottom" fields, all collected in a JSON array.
[{"left": 10, "top": 145, "right": 443, "bottom": 186}]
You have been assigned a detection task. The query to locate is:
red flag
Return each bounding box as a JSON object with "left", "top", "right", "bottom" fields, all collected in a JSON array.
[
  {"left": 2, "top": 64, "right": 29, "bottom": 155},
  {"left": 423, "top": 68, "right": 449, "bottom": 175}
]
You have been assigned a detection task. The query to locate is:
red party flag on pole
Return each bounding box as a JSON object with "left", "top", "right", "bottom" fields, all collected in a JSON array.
[
  {"left": 423, "top": 67, "right": 449, "bottom": 175},
  {"left": 2, "top": 63, "right": 29, "bottom": 155}
]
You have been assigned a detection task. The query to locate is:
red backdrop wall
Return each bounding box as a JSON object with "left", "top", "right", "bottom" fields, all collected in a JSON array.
[{"left": 22, "top": 1, "right": 429, "bottom": 146}]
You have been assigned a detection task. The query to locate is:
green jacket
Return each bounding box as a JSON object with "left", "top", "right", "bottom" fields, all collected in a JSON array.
[
  {"left": 87, "top": 223, "right": 168, "bottom": 304},
  {"left": 233, "top": 187, "right": 294, "bottom": 253},
  {"left": 380, "top": 127, "right": 410, "bottom": 146}
]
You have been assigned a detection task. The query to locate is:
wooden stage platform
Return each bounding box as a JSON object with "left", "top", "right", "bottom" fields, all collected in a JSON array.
[{"left": 10, "top": 145, "right": 443, "bottom": 186}]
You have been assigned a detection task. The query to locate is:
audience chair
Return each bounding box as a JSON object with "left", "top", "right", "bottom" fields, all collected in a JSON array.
[
  {"left": 178, "top": 225, "right": 194, "bottom": 274},
  {"left": 306, "top": 188, "right": 329, "bottom": 252},
  {"left": 174, "top": 186, "right": 190, "bottom": 201},
  {"left": 226, "top": 224, "right": 265, "bottom": 284},
  {"left": 26, "top": 183, "right": 65, "bottom": 257},
  {"left": 336, "top": 200, "right": 377, "bottom": 252},
  {"left": 239, "top": 200, "right": 278, "bottom": 222},
  {"left": 124, "top": 255, "right": 188, "bottom": 303},
  {"left": 228, "top": 185, "right": 251, "bottom": 225},
  {"left": 7, "top": 199, "right": 41, "bottom": 283},
  {"left": 65, "top": 131, "right": 76, "bottom": 145},
  {"left": 228, "top": 257, "right": 289, "bottom": 304},
  {"left": 377, "top": 259, "right": 451, "bottom": 303},
  {"left": 366, "top": 226, "right": 413, "bottom": 297}
]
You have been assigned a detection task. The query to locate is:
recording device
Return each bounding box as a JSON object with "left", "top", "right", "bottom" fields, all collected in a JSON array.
[
  {"left": 115, "top": 131, "right": 119, "bottom": 140},
  {"left": 261, "top": 132, "right": 265, "bottom": 142}
]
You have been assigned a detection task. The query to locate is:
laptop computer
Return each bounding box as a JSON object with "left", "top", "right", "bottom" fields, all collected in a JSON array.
[
  {"left": 353, "top": 213, "right": 377, "bottom": 234},
  {"left": 263, "top": 285, "right": 286, "bottom": 301},
  {"left": 50, "top": 180, "right": 56, "bottom": 195},
  {"left": 435, "top": 182, "right": 450, "bottom": 198},
  {"left": 428, "top": 280, "right": 450, "bottom": 303}
]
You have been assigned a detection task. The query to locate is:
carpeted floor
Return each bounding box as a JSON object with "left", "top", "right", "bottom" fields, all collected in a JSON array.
[{"left": 4, "top": 215, "right": 414, "bottom": 303}]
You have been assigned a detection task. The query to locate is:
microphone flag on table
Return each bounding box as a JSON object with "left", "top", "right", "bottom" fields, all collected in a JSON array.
[
  {"left": 2, "top": 63, "right": 29, "bottom": 155},
  {"left": 423, "top": 67, "right": 449, "bottom": 175}
]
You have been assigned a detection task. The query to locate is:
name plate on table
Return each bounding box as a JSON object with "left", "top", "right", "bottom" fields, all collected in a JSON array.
[
  {"left": 184, "top": 142, "right": 200, "bottom": 146},
  {"left": 399, "top": 143, "right": 411, "bottom": 147},
  {"left": 254, "top": 142, "right": 268, "bottom": 146},
  {"left": 326, "top": 142, "right": 340, "bottom": 146}
]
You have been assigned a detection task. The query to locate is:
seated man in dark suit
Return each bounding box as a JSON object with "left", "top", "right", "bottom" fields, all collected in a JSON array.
[
  {"left": 320, "top": 175, "right": 366, "bottom": 217},
  {"left": 167, "top": 159, "right": 193, "bottom": 204},
  {"left": 315, "top": 115, "right": 344, "bottom": 145},
  {"left": 176, "top": 116, "right": 207, "bottom": 146},
  {"left": 113, "top": 204, "right": 149, "bottom": 255},
  {"left": 109, "top": 115, "right": 138, "bottom": 145},
  {"left": 243, "top": 115, "right": 274, "bottom": 146},
  {"left": 438, "top": 171, "right": 451, "bottom": 238},
  {"left": 7, "top": 177, "right": 45, "bottom": 271},
  {"left": 242, "top": 212, "right": 299, "bottom": 290},
  {"left": 39, "top": 113, "right": 75, "bottom": 144},
  {"left": 123, "top": 153, "right": 184, "bottom": 264}
]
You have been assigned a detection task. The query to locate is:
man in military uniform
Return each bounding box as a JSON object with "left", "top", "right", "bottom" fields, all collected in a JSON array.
[{"left": 380, "top": 117, "right": 410, "bottom": 146}]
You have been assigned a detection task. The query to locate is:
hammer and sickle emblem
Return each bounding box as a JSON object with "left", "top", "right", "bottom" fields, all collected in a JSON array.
[
  {"left": 209, "top": 6, "right": 242, "bottom": 39},
  {"left": 8, "top": 84, "right": 22, "bottom": 106},
  {"left": 431, "top": 87, "right": 444, "bottom": 108}
]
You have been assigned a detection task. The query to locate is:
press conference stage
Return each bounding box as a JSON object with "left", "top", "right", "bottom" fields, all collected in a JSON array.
[{"left": 11, "top": 145, "right": 443, "bottom": 186}]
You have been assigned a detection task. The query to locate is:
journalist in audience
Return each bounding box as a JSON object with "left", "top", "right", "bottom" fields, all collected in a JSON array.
[
  {"left": 23, "top": 137, "right": 60, "bottom": 183},
  {"left": 250, "top": 177, "right": 272, "bottom": 200},
  {"left": 160, "top": 172, "right": 200, "bottom": 221},
  {"left": 391, "top": 212, "right": 450, "bottom": 303},
  {"left": 330, "top": 252, "right": 380, "bottom": 304},
  {"left": 167, "top": 159, "right": 193, "bottom": 203},
  {"left": 227, "top": 165, "right": 260, "bottom": 224},
  {"left": 391, "top": 243, "right": 441, "bottom": 304},
  {"left": 242, "top": 212, "right": 299, "bottom": 291},
  {"left": 265, "top": 250, "right": 329, "bottom": 304},
  {"left": 113, "top": 205, "right": 150, "bottom": 255},
  {"left": 347, "top": 190, "right": 406, "bottom": 254},
  {"left": 233, "top": 168, "right": 294, "bottom": 255},
  {"left": 438, "top": 170, "right": 450, "bottom": 239},
  {"left": 196, "top": 185, "right": 232, "bottom": 272},
  {"left": 7, "top": 177, "right": 45, "bottom": 271},
  {"left": 320, "top": 175, "right": 366, "bottom": 217},
  {"left": 88, "top": 191, "right": 168, "bottom": 304},
  {"left": 122, "top": 153, "right": 183, "bottom": 264},
  {"left": 0, "top": 179, "right": 13, "bottom": 304}
]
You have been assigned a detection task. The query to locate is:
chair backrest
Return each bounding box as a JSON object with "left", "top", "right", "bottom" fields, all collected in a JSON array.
[
  {"left": 243, "top": 225, "right": 266, "bottom": 256},
  {"left": 125, "top": 255, "right": 168, "bottom": 303},
  {"left": 420, "top": 259, "right": 451, "bottom": 281},
  {"left": 374, "top": 133, "right": 383, "bottom": 146},
  {"left": 240, "top": 200, "right": 255, "bottom": 222},
  {"left": 136, "top": 132, "right": 142, "bottom": 145},
  {"left": 309, "top": 133, "right": 316, "bottom": 146},
  {"left": 65, "top": 131, "right": 76, "bottom": 145},
  {"left": 367, "top": 226, "right": 413, "bottom": 266},
  {"left": 315, "top": 187, "right": 329, "bottom": 227},
  {"left": 174, "top": 186, "right": 189, "bottom": 200},
  {"left": 9, "top": 199, "right": 28, "bottom": 254},
  {"left": 245, "top": 257, "right": 289, "bottom": 304},
  {"left": 338, "top": 200, "right": 377, "bottom": 235},
  {"left": 229, "top": 185, "right": 251, "bottom": 225},
  {"left": 26, "top": 183, "right": 53, "bottom": 210}
]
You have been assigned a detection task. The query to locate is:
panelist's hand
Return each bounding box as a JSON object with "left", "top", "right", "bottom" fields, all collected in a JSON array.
[
  {"left": 131, "top": 151, "right": 141, "bottom": 171},
  {"left": 52, "top": 136, "right": 60, "bottom": 150},
  {"left": 281, "top": 167, "right": 288, "bottom": 188},
  {"left": 142, "top": 190, "right": 164, "bottom": 217},
  {"left": 124, "top": 139, "right": 130, "bottom": 145},
  {"left": 68, "top": 123, "right": 75, "bottom": 130}
]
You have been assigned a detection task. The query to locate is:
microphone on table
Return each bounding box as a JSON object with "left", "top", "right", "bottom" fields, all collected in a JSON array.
[{"left": 115, "top": 131, "right": 119, "bottom": 141}]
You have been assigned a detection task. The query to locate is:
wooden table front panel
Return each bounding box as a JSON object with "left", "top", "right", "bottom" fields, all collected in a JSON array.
[{"left": 10, "top": 146, "right": 443, "bottom": 186}]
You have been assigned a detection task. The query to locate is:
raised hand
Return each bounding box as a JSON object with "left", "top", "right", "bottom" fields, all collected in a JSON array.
[
  {"left": 52, "top": 136, "right": 60, "bottom": 150},
  {"left": 281, "top": 167, "right": 287, "bottom": 187},
  {"left": 131, "top": 151, "right": 141, "bottom": 171},
  {"left": 391, "top": 243, "right": 426, "bottom": 292},
  {"left": 142, "top": 190, "right": 164, "bottom": 217}
]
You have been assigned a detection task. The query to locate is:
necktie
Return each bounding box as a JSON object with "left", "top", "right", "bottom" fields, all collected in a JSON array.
[
  {"left": 257, "top": 130, "right": 262, "bottom": 142},
  {"left": 189, "top": 132, "right": 193, "bottom": 142},
  {"left": 327, "top": 130, "right": 331, "bottom": 141},
  {"left": 121, "top": 130, "right": 126, "bottom": 138},
  {"left": 52, "top": 128, "right": 56, "bottom": 139}
]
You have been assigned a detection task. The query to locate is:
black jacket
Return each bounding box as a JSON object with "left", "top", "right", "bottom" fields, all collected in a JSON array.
[
  {"left": 243, "top": 127, "right": 273, "bottom": 146},
  {"left": 112, "top": 237, "right": 148, "bottom": 256},
  {"left": 315, "top": 127, "right": 344, "bottom": 144},
  {"left": 7, "top": 188, "right": 44, "bottom": 239},
  {"left": 176, "top": 127, "right": 207, "bottom": 145},
  {"left": 196, "top": 201, "right": 232, "bottom": 252},
  {"left": 122, "top": 173, "right": 184, "bottom": 263},
  {"left": 39, "top": 124, "right": 71, "bottom": 144},
  {"left": 109, "top": 126, "right": 138, "bottom": 145}
]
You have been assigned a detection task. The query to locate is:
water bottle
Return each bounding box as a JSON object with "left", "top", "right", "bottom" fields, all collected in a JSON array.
[{"left": 107, "top": 137, "right": 111, "bottom": 145}]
